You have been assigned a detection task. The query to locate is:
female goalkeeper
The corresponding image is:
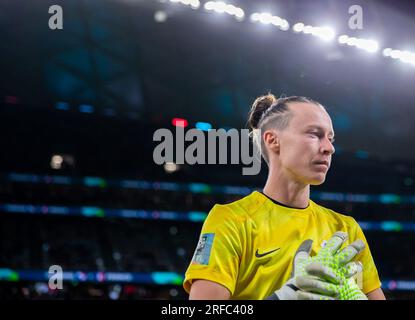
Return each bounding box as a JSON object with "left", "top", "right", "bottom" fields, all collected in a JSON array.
[{"left": 183, "top": 94, "right": 385, "bottom": 300}]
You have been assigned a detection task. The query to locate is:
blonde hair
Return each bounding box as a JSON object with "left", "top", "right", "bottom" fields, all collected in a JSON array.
[{"left": 248, "top": 93, "right": 324, "bottom": 164}]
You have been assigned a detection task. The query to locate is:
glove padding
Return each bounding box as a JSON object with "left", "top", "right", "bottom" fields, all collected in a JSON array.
[
  {"left": 266, "top": 238, "right": 316, "bottom": 300},
  {"left": 268, "top": 231, "right": 367, "bottom": 300},
  {"left": 298, "top": 231, "right": 367, "bottom": 300}
]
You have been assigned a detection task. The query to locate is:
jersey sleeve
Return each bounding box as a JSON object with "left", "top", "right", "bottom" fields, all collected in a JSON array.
[
  {"left": 349, "top": 217, "right": 382, "bottom": 294},
  {"left": 183, "top": 204, "right": 245, "bottom": 297}
]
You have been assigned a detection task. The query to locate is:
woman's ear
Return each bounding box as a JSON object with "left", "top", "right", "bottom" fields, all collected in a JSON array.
[{"left": 263, "top": 130, "right": 280, "bottom": 153}]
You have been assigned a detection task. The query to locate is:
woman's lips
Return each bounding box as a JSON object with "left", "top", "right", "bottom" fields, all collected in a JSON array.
[{"left": 313, "top": 161, "right": 329, "bottom": 169}]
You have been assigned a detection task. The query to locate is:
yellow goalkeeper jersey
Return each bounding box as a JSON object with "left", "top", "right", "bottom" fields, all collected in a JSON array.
[{"left": 183, "top": 191, "right": 381, "bottom": 300}]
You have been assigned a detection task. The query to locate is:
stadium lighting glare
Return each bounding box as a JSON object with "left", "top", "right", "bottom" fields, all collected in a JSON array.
[
  {"left": 224, "top": 4, "right": 236, "bottom": 15},
  {"left": 190, "top": 0, "right": 200, "bottom": 8},
  {"left": 204, "top": 1, "right": 245, "bottom": 21},
  {"left": 317, "top": 26, "right": 335, "bottom": 41},
  {"left": 204, "top": 1, "right": 214, "bottom": 10},
  {"left": 169, "top": 0, "right": 200, "bottom": 9},
  {"left": 195, "top": 122, "right": 212, "bottom": 131},
  {"left": 51, "top": 155, "right": 63, "bottom": 170},
  {"left": 172, "top": 118, "right": 188, "bottom": 127},
  {"left": 293, "top": 23, "right": 335, "bottom": 41},
  {"left": 159, "top": 0, "right": 413, "bottom": 69},
  {"left": 390, "top": 50, "right": 400, "bottom": 59},
  {"left": 346, "top": 37, "right": 357, "bottom": 46},
  {"left": 338, "top": 35, "right": 379, "bottom": 53},
  {"left": 154, "top": 11, "right": 167, "bottom": 23},
  {"left": 293, "top": 23, "right": 304, "bottom": 33},
  {"left": 279, "top": 20, "right": 290, "bottom": 31},
  {"left": 303, "top": 25, "right": 313, "bottom": 34},
  {"left": 234, "top": 8, "right": 244, "bottom": 19},
  {"left": 399, "top": 51, "right": 415, "bottom": 65},
  {"left": 214, "top": 1, "right": 226, "bottom": 13},
  {"left": 383, "top": 48, "right": 392, "bottom": 57},
  {"left": 362, "top": 40, "right": 379, "bottom": 53},
  {"left": 251, "top": 12, "right": 290, "bottom": 31},
  {"left": 250, "top": 13, "right": 259, "bottom": 22},
  {"left": 383, "top": 48, "right": 415, "bottom": 65},
  {"left": 338, "top": 35, "right": 348, "bottom": 44},
  {"left": 164, "top": 162, "right": 180, "bottom": 173},
  {"left": 259, "top": 13, "right": 273, "bottom": 24},
  {"left": 270, "top": 16, "right": 281, "bottom": 25}
]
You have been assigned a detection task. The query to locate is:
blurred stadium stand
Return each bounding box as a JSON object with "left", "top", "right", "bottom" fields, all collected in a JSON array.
[{"left": 1, "top": 0, "right": 415, "bottom": 299}]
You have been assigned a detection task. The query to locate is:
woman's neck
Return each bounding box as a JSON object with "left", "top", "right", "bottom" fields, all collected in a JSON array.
[{"left": 263, "top": 167, "right": 310, "bottom": 209}]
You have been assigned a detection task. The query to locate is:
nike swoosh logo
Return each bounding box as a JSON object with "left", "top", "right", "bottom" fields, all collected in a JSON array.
[{"left": 255, "top": 248, "right": 280, "bottom": 258}]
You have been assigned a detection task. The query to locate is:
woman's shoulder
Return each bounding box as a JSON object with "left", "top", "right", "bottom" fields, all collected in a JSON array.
[
  {"left": 209, "top": 191, "right": 266, "bottom": 221},
  {"left": 311, "top": 200, "right": 358, "bottom": 227}
]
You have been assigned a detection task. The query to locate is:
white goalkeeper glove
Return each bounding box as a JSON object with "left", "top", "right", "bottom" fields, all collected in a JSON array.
[
  {"left": 298, "top": 231, "right": 368, "bottom": 300},
  {"left": 266, "top": 238, "right": 329, "bottom": 300},
  {"left": 266, "top": 231, "right": 366, "bottom": 300}
]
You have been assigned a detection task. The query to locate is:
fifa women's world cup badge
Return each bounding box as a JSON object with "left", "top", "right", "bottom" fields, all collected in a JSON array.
[{"left": 192, "top": 233, "right": 215, "bottom": 265}]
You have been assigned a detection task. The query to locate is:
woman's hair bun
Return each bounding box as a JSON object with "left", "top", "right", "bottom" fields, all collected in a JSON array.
[{"left": 248, "top": 93, "right": 277, "bottom": 130}]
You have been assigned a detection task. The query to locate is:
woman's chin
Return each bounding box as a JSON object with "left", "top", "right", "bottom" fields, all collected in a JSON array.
[{"left": 309, "top": 174, "right": 326, "bottom": 185}]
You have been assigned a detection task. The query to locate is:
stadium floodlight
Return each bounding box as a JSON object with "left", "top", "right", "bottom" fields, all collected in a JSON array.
[
  {"left": 303, "top": 25, "right": 313, "bottom": 34},
  {"left": 399, "top": 51, "right": 415, "bottom": 65},
  {"left": 51, "top": 155, "right": 63, "bottom": 170},
  {"left": 279, "top": 20, "right": 290, "bottom": 31},
  {"left": 346, "top": 37, "right": 357, "bottom": 46},
  {"left": 338, "top": 34, "right": 379, "bottom": 53},
  {"left": 390, "top": 50, "right": 400, "bottom": 59},
  {"left": 224, "top": 4, "right": 236, "bottom": 15},
  {"left": 271, "top": 16, "right": 281, "bottom": 26},
  {"left": 383, "top": 48, "right": 392, "bottom": 57},
  {"left": 251, "top": 12, "right": 290, "bottom": 31},
  {"left": 234, "top": 8, "right": 244, "bottom": 19},
  {"left": 204, "top": 1, "right": 215, "bottom": 10},
  {"left": 293, "top": 23, "right": 335, "bottom": 41},
  {"left": 293, "top": 23, "right": 304, "bottom": 33},
  {"left": 313, "top": 26, "right": 335, "bottom": 41},
  {"left": 190, "top": 0, "right": 200, "bottom": 8},
  {"left": 154, "top": 10, "right": 167, "bottom": 23},
  {"left": 159, "top": 0, "right": 414, "bottom": 68},
  {"left": 164, "top": 162, "right": 180, "bottom": 173},
  {"left": 384, "top": 49, "right": 415, "bottom": 65},
  {"left": 213, "top": 1, "right": 226, "bottom": 13},
  {"left": 259, "top": 13, "right": 273, "bottom": 24},
  {"left": 250, "top": 13, "right": 260, "bottom": 22},
  {"left": 338, "top": 35, "right": 349, "bottom": 44},
  {"left": 355, "top": 39, "right": 379, "bottom": 53},
  {"left": 169, "top": 0, "right": 200, "bottom": 9},
  {"left": 204, "top": 1, "right": 245, "bottom": 21}
]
